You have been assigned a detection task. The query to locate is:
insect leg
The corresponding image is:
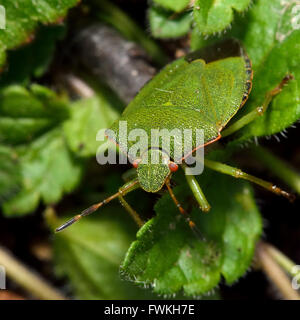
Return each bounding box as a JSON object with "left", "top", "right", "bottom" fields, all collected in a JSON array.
[
  {"left": 183, "top": 171, "right": 211, "bottom": 212},
  {"left": 118, "top": 193, "right": 144, "bottom": 227},
  {"left": 55, "top": 178, "right": 140, "bottom": 232},
  {"left": 222, "top": 74, "right": 294, "bottom": 137},
  {"left": 165, "top": 177, "right": 187, "bottom": 216},
  {"left": 165, "top": 178, "right": 205, "bottom": 240},
  {"left": 204, "top": 159, "right": 295, "bottom": 201}
]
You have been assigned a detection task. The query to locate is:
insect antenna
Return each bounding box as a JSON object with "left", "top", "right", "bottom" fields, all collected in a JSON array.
[
  {"left": 55, "top": 202, "right": 106, "bottom": 232},
  {"left": 56, "top": 179, "right": 139, "bottom": 232}
]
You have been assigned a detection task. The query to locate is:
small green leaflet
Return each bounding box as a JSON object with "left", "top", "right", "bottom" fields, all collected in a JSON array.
[
  {"left": 64, "top": 95, "right": 120, "bottom": 158},
  {"left": 149, "top": 6, "right": 192, "bottom": 38},
  {"left": 2, "top": 129, "right": 82, "bottom": 216},
  {"left": 121, "top": 173, "right": 262, "bottom": 295},
  {"left": 149, "top": 0, "right": 251, "bottom": 39},
  {"left": 0, "top": 84, "right": 69, "bottom": 145},
  {"left": 0, "top": 25, "right": 66, "bottom": 86},
  {"left": 153, "top": 0, "right": 190, "bottom": 12},
  {"left": 0, "top": 0, "right": 79, "bottom": 68},
  {"left": 193, "top": 0, "right": 251, "bottom": 36}
]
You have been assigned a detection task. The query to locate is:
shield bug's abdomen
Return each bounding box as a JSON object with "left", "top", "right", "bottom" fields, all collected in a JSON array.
[{"left": 108, "top": 39, "right": 252, "bottom": 161}]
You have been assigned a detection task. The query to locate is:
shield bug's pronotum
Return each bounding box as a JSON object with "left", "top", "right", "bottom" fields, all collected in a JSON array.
[{"left": 56, "top": 39, "right": 294, "bottom": 233}]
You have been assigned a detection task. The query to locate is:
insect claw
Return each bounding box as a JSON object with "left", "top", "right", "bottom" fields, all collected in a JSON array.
[
  {"left": 276, "top": 188, "right": 296, "bottom": 202},
  {"left": 288, "top": 193, "right": 296, "bottom": 203},
  {"left": 189, "top": 220, "right": 196, "bottom": 228},
  {"left": 189, "top": 220, "right": 206, "bottom": 242},
  {"left": 283, "top": 74, "right": 294, "bottom": 84}
]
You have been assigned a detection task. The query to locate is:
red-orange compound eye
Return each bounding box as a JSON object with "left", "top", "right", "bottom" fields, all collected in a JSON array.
[
  {"left": 132, "top": 159, "right": 140, "bottom": 168},
  {"left": 169, "top": 162, "right": 178, "bottom": 172}
]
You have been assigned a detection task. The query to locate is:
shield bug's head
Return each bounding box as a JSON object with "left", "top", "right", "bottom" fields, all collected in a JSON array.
[{"left": 135, "top": 148, "right": 177, "bottom": 193}]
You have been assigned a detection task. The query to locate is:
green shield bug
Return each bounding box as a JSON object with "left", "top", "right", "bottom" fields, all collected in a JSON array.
[{"left": 56, "top": 39, "right": 294, "bottom": 232}]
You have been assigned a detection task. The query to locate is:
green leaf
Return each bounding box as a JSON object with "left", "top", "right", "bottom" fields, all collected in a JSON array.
[
  {"left": 234, "top": 1, "right": 300, "bottom": 141},
  {"left": 121, "top": 173, "right": 262, "bottom": 296},
  {"left": 2, "top": 128, "right": 82, "bottom": 216},
  {"left": 51, "top": 207, "right": 156, "bottom": 299},
  {"left": 0, "top": 25, "right": 66, "bottom": 86},
  {"left": 191, "top": 0, "right": 300, "bottom": 141},
  {"left": 0, "top": 0, "right": 78, "bottom": 68},
  {"left": 0, "top": 145, "right": 21, "bottom": 204},
  {"left": 0, "top": 84, "right": 69, "bottom": 145},
  {"left": 63, "top": 94, "right": 119, "bottom": 157},
  {"left": 193, "top": 0, "right": 251, "bottom": 36},
  {"left": 153, "top": 0, "right": 190, "bottom": 12},
  {"left": 149, "top": 6, "right": 192, "bottom": 38}
]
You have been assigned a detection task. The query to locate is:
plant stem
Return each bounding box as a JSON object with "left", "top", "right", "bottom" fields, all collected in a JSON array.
[
  {"left": 89, "top": 0, "right": 167, "bottom": 66},
  {"left": 256, "top": 242, "right": 300, "bottom": 300},
  {"left": 61, "top": 73, "right": 95, "bottom": 98},
  {"left": 251, "top": 146, "right": 300, "bottom": 195},
  {"left": 263, "top": 242, "right": 300, "bottom": 279},
  {"left": 0, "top": 246, "right": 66, "bottom": 300}
]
